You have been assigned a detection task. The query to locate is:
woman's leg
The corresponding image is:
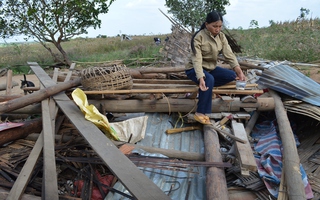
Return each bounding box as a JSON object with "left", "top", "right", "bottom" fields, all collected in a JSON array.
[
  {"left": 210, "top": 66, "right": 236, "bottom": 87},
  {"left": 185, "top": 69, "right": 214, "bottom": 114}
]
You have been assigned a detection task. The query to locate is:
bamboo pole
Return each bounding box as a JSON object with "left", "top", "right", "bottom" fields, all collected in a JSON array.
[
  {"left": 83, "top": 88, "right": 263, "bottom": 95},
  {"left": 269, "top": 90, "right": 305, "bottom": 200}
]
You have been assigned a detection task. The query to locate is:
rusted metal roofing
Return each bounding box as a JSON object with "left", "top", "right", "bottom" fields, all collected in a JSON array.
[
  {"left": 257, "top": 64, "right": 320, "bottom": 106},
  {"left": 106, "top": 112, "right": 206, "bottom": 200}
]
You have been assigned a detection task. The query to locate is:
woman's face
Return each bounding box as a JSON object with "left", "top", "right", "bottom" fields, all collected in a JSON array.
[{"left": 205, "top": 20, "right": 223, "bottom": 36}]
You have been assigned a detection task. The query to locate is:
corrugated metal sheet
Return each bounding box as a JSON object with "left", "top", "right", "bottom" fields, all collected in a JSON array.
[
  {"left": 105, "top": 113, "right": 207, "bottom": 200},
  {"left": 257, "top": 64, "right": 320, "bottom": 106}
]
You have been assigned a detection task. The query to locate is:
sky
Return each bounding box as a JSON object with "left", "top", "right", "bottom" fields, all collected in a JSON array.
[
  {"left": 83, "top": 0, "right": 320, "bottom": 37},
  {"left": 1, "top": 0, "right": 320, "bottom": 43}
]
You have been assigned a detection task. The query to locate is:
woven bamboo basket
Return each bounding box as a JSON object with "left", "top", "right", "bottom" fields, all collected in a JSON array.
[{"left": 80, "top": 64, "right": 133, "bottom": 91}]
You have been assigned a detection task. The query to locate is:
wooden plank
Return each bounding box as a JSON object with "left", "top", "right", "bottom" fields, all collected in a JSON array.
[
  {"left": 65, "top": 63, "right": 76, "bottom": 81},
  {"left": 29, "top": 63, "right": 170, "bottom": 200},
  {"left": 7, "top": 67, "right": 64, "bottom": 199},
  {"left": 41, "top": 98, "right": 59, "bottom": 199},
  {"left": 41, "top": 68, "right": 60, "bottom": 199},
  {"left": 231, "top": 120, "right": 257, "bottom": 176}
]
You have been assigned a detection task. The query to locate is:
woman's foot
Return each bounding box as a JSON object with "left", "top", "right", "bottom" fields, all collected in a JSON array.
[{"left": 194, "top": 113, "right": 211, "bottom": 125}]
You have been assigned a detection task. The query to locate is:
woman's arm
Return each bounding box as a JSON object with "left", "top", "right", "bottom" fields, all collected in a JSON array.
[{"left": 234, "top": 66, "right": 246, "bottom": 81}]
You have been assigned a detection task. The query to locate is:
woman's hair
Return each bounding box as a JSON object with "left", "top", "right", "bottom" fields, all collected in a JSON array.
[{"left": 191, "top": 11, "right": 223, "bottom": 55}]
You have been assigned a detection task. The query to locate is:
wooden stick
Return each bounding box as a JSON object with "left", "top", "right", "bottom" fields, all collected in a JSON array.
[
  {"left": 165, "top": 126, "right": 202, "bottom": 134},
  {"left": 210, "top": 124, "right": 247, "bottom": 144}
]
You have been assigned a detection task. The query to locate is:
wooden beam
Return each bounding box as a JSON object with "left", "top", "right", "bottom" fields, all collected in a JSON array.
[
  {"left": 231, "top": 120, "right": 257, "bottom": 176},
  {"left": 89, "top": 97, "right": 275, "bottom": 113},
  {"left": 203, "top": 123, "right": 229, "bottom": 199},
  {"left": 29, "top": 62, "right": 170, "bottom": 200},
  {"left": 0, "top": 95, "right": 23, "bottom": 102},
  {"left": 269, "top": 90, "right": 306, "bottom": 200}
]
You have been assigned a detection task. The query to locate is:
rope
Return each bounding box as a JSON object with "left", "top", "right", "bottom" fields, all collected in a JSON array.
[{"left": 162, "top": 93, "right": 171, "bottom": 115}]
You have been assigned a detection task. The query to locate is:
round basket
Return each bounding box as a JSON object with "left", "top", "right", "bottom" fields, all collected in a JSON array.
[{"left": 80, "top": 64, "right": 133, "bottom": 91}]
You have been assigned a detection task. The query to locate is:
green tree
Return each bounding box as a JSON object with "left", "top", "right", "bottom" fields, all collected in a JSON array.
[
  {"left": 165, "top": 0, "right": 230, "bottom": 33},
  {"left": 299, "top": 7, "right": 310, "bottom": 19},
  {"left": 249, "top": 20, "right": 259, "bottom": 29},
  {"left": 0, "top": 0, "right": 115, "bottom": 66}
]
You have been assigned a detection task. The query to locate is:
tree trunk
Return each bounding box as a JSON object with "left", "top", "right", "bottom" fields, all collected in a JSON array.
[{"left": 55, "top": 41, "right": 72, "bottom": 66}]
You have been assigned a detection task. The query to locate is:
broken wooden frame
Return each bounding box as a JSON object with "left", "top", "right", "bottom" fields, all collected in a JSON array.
[{"left": 7, "top": 62, "right": 170, "bottom": 200}]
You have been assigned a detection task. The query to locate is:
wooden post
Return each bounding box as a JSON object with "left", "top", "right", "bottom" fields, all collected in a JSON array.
[
  {"left": 269, "top": 90, "right": 306, "bottom": 200},
  {"left": 5, "top": 69, "right": 13, "bottom": 95},
  {"left": 203, "top": 124, "right": 229, "bottom": 200}
]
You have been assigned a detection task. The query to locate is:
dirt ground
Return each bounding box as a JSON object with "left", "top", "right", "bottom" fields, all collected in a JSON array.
[
  {"left": 0, "top": 74, "right": 40, "bottom": 96},
  {"left": 1, "top": 66, "right": 320, "bottom": 96},
  {"left": 301, "top": 67, "right": 320, "bottom": 83},
  {"left": 0, "top": 74, "right": 40, "bottom": 95}
]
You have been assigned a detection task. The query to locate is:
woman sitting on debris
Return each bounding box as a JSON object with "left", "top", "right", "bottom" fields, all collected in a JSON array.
[{"left": 185, "top": 10, "right": 246, "bottom": 125}]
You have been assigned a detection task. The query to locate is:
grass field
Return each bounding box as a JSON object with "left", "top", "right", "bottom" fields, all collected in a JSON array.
[{"left": 0, "top": 17, "right": 319, "bottom": 75}]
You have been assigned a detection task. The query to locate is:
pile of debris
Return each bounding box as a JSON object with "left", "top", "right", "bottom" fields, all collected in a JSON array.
[{"left": 0, "top": 56, "right": 319, "bottom": 200}]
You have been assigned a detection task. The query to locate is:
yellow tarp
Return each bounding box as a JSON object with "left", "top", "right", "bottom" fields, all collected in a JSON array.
[{"left": 71, "top": 88, "right": 119, "bottom": 141}]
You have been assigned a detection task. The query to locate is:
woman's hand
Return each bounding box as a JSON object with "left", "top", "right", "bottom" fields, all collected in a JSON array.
[
  {"left": 234, "top": 66, "right": 246, "bottom": 81},
  {"left": 199, "top": 77, "right": 209, "bottom": 91}
]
